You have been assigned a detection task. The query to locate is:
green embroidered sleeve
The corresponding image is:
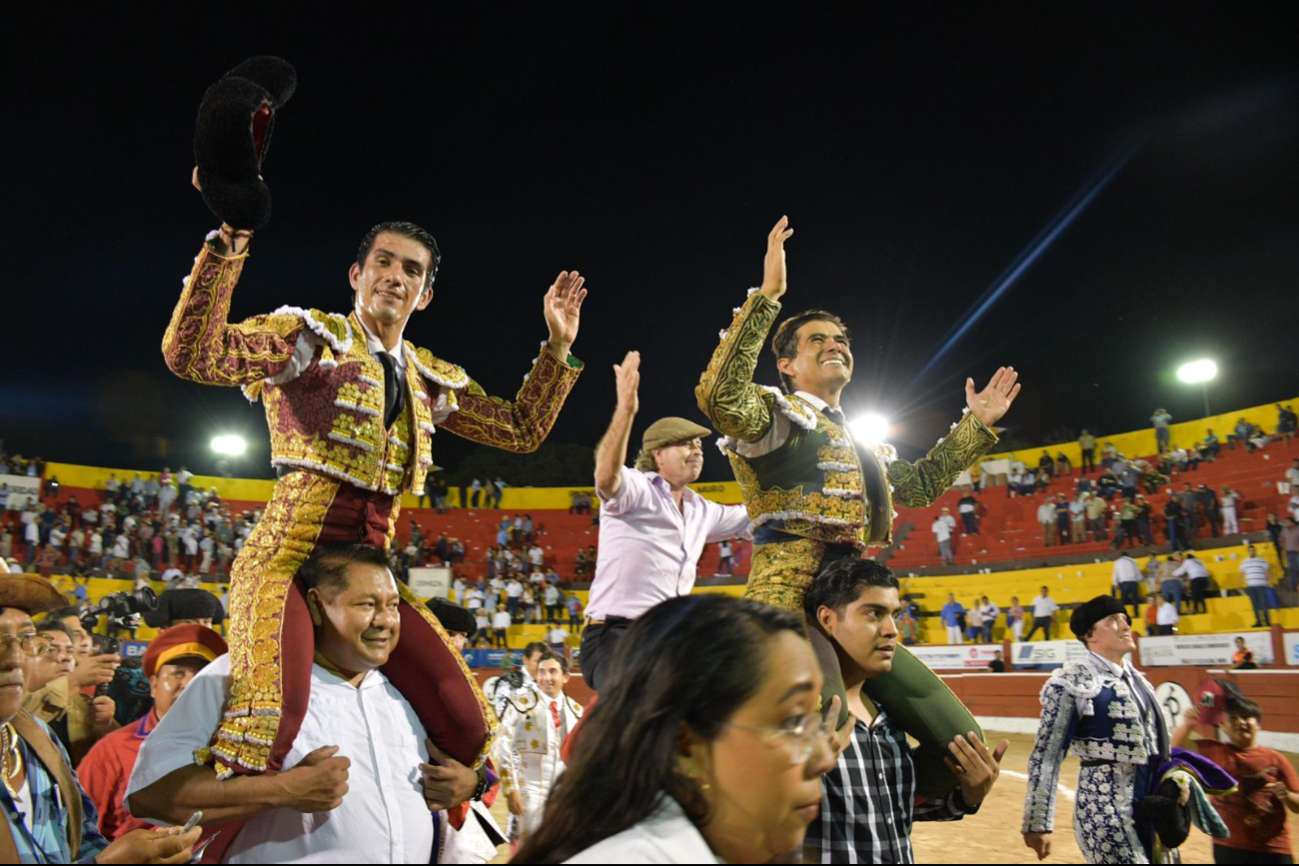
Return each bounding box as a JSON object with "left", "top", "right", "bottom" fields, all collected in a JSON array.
[
  {"left": 696, "top": 292, "right": 782, "bottom": 442},
  {"left": 887, "top": 412, "right": 999, "bottom": 507}
]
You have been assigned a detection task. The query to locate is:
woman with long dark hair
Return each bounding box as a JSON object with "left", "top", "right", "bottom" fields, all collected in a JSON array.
[{"left": 514, "top": 594, "right": 834, "bottom": 863}]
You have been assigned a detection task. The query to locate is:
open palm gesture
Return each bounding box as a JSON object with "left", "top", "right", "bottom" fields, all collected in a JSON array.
[
  {"left": 544, "top": 270, "right": 587, "bottom": 353},
  {"left": 966, "top": 366, "right": 1021, "bottom": 427}
]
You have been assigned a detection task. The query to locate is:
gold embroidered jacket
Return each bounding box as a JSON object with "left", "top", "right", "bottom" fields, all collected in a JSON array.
[
  {"left": 163, "top": 242, "right": 582, "bottom": 494},
  {"left": 696, "top": 291, "right": 998, "bottom": 547}
]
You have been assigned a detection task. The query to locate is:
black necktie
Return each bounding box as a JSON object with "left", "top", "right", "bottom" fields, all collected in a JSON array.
[
  {"left": 823, "top": 407, "right": 845, "bottom": 428},
  {"left": 377, "top": 352, "right": 405, "bottom": 429}
]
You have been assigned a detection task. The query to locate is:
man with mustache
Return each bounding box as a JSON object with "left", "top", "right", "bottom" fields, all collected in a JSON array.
[
  {"left": 163, "top": 170, "right": 586, "bottom": 781},
  {"left": 697, "top": 216, "right": 1019, "bottom": 718},
  {"left": 0, "top": 564, "right": 201, "bottom": 863},
  {"left": 803, "top": 558, "right": 1008, "bottom": 863},
  {"left": 580, "top": 351, "right": 751, "bottom": 691}
]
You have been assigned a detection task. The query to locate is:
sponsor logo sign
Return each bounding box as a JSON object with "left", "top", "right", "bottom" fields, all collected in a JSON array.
[
  {"left": 910, "top": 644, "right": 1002, "bottom": 671},
  {"left": 1138, "top": 632, "right": 1273, "bottom": 667},
  {"left": 1011, "top": 640, "right": 1090, "bottom": 666}
]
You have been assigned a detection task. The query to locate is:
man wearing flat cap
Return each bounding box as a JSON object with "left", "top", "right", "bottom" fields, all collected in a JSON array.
[
  {"left": 582, "top": 351, "right": 751, "bottom": 691},
  {"left": 78, "top": 625, "right": 227, "bottom": 840},
  {"left": 0, "top": 562, "right": 200, "bottom": 862},
  {"left": 1022, "top": 594, "right": 1171, "bottom": 863}
]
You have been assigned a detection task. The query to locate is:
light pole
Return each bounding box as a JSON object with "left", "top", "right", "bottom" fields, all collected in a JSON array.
[{"left": 1176, "top": 359, "right": 1217, "bottom": 417}]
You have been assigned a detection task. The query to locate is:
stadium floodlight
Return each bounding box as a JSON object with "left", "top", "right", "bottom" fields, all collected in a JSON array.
[
  {"left": 211, "top": 434, "right": 248, "bottom": 456},
  {"left": 850, "top": 413, "right": 891, "bottom": 445},
  {"left": 1176, "top": 359, "right": 1218, "bottom": 416},
  {"left": 1176, "top": 359, "right": 1217, "bottom": 384}
]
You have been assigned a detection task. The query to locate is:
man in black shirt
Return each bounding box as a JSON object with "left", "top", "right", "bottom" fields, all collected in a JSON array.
[{"left": 803, "top": 559, "right": 1009, "bottom": 863}]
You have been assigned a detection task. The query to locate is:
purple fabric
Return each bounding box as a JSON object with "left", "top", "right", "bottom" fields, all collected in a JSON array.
[{"left": 1159, "top": 746, "right": 1237, "bottom": 793}]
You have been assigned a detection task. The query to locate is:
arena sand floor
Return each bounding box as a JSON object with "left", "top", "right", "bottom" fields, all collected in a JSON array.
[{"left": 488, "top": 731, "right": 1299, "bottom": 863}]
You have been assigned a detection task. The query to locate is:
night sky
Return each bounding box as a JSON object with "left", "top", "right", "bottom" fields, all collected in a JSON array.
[{"left": 6, "top": 7, "right": 1297, "bottom": 483}]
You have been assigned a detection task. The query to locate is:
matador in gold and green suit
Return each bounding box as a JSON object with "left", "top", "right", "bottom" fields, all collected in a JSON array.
[
  {"left": 697, "top": 289, "right": 1000, "bottom": 610},
  {"left": 163, "top": 232, "right": 582, "bottom": 781}
]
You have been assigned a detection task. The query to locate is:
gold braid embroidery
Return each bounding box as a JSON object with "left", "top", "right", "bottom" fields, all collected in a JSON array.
[
  {"left": 886, "top": 413, "right": 999, "bottom": 508},
  {"left": 696, "top": 292, "right": 783, "bottom": 442},
  {"left": 745, "top": 537, "right": 829, "bottom": 613},
  {"left": 213, "top": 470, "right": 337, "bottom": 777},
  {"left": 440, "top": 350, "right": 581, "bottom": 453},
  {"left": 162, "top": 245, "right": 305, "bottom": 386}
]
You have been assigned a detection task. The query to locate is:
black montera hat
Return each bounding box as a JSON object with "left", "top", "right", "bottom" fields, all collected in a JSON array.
[{"left": 1069, "top": 594, "right": 1128, "bottom": 638}]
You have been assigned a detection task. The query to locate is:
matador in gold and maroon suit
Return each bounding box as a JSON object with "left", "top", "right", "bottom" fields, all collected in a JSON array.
[{"left": 162, "top": 232, "right": 582, "bottom": 781}]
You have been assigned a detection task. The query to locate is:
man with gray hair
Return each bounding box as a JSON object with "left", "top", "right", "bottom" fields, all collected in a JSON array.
[{"left": 579, "top": 351, "right": 751, "bottom": 691}]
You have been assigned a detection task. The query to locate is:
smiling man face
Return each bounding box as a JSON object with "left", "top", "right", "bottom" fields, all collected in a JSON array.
[
  {"left": 304, "top": 551, "right": 403, "bottom": 685},
  {"left": 350, "top": 228, "right": 437, "bottom": 338}
]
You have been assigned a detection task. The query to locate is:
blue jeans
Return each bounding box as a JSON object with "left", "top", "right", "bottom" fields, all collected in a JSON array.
[
  {"left": 1160, "top": 579, "right": 1183, "bottom": 614},
  {"left": 1118, "top": 581, "right": 1140, "bottom": 619},
  {"left": 1245, "top": 585, "right": 1271, "bottom": 626},
  {"left": 1288, "top": 552, "right": 1299, "bottom": 593}
]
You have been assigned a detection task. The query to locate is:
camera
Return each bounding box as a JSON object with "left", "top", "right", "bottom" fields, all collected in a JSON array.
[{"left": 79, "top": 588, "right": 158, "bottom": 722}]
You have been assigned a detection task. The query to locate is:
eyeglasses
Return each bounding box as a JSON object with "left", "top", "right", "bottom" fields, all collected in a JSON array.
[
  {"left": 723, "top": 712, "right": 832, "bottom": 766},
  {"left": 0, "top": 633, "right": 45, "bottom": 659}
]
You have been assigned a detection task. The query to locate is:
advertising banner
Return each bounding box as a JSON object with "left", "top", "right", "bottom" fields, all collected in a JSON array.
[
  {"left": 909, "top": 644, "right": 1003, "bottom": 671},
  {"left": 1, "top": 475, "right": 43, "bottom": 511},
  {"left": 1139, "top": 632, "right": 1274, "bottom": 666},
  {"left": 408, "top": 567, "right": 452, "bottom": 601},
  {"left": 1010, "top": 640, "right": 1091, "bottom": 667}
]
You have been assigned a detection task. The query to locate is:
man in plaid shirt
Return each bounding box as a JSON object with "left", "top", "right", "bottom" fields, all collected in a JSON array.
[{"left": 802, "top": 559, "right": 1010, "bottom": 863}]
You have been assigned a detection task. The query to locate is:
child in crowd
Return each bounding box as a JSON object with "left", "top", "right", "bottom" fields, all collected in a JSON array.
[{"left": 1172, "top": 697, "right": 1299, "bottom": 864}]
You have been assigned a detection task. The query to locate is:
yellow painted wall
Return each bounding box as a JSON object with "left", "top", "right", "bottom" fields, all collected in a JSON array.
[{"left": 982, "top": 396, "right": 1298, "bottom": 470}]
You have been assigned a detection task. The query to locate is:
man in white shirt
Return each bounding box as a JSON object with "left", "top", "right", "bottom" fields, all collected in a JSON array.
[
  {"left": 528, "top": 545, "right": 545, "bottom": 569},
  {"left": 1240, "top": 544, "right": 1274, "bottom": 627},
  {"left": 492, "top": 608, "right": 513, "bottom": 648},
  {"left": 932, "top": 514, "right": 955, "bottom": 565},
  {"left": 543, "top": 583, "right": 561, "bottom": 623},
  {"left": 1154, "top": 595, "right": 1179, "bottom": 636},
  {"left": 582, "top": 352, "right": 750, "bottom": 691},
  {"left": 505, "top": 577, "right": 524, "bottom": 618},
  {"left": 1111, "top": 552, "right": 1143, "bottom": 620},
  {"left": 1024, "top": 587, "right": 1059, "bottom": 641},
  {"left": 465, "top": 584, "right": 485, "bottom": 613},
  {"left": 978, "top": 596, "right": 1000, "bottom": 643},
  {"left": 492, "top": 652, "right": 583, "bottom": 841},
  {"left": 1171, "top": 553, "right": 1210, "bottom": 616},
  {"left": 126, "top": 543, "right": 482, "bottom": 863},
  {"left": 1037, "top": 500, "right": 1057, "bottom": 546}
]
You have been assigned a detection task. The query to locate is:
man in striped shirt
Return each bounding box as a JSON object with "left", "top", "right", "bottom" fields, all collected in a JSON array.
[
  {"left": 802, "top": 558, "right": 1008, "bottom": 863},
  {"left": 1240, "top": 544, "right": 1274, "bottom": 628}
]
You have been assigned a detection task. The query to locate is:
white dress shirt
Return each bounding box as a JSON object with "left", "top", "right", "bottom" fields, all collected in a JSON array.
[
  {"left": 126, "top": 655, "right": 434, "bottom": 864},
  {"left": 1031, "top": 596, "right": 1059, "bottom": 618}
]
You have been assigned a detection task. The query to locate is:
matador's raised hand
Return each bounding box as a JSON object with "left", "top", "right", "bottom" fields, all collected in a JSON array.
[
  {"left": 544, "top": 270, "right": 587, "bottom": 361},
  {"left": 966, "top": 366, "right": 1022, "bottom": 428},
  {"left": 759, "top": 216, "right": 794, "bottom": 302},
  {"left": 542, "top": 273, "right": 589, "bottom": 363}
]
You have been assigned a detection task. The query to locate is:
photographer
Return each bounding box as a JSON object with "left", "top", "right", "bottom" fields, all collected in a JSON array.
[{"left": 25, "top": 607, "right": 121, "bottom": 763}]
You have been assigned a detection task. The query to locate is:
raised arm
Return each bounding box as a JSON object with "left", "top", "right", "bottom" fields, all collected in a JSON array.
[
  {"left": 440, "top": 271, "right": 585, "bottom": 452},
  {"left": 695, "top": 218, "right": 794, "bottom": 442},
  {"left": 594, "top": 351, "right": 640, "bottom": 500},
  {"left": 888, "top": 368, "right": 1018, "bottom": 506}
]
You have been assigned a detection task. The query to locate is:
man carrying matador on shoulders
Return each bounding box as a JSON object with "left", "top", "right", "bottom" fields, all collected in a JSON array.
[{"left": 161, "top": 58, "right": 585, "bottom": 788}]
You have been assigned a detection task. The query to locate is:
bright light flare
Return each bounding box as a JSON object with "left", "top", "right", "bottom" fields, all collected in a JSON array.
[
  {"left": 850, "top": 413, "right": 891, "bottom": 445},
  {"left": 210, "top": 434, "right": 247, "bottom": 456},
  {"left": 1176, "top": 359, "right": 1217, "bottom": 384}
]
